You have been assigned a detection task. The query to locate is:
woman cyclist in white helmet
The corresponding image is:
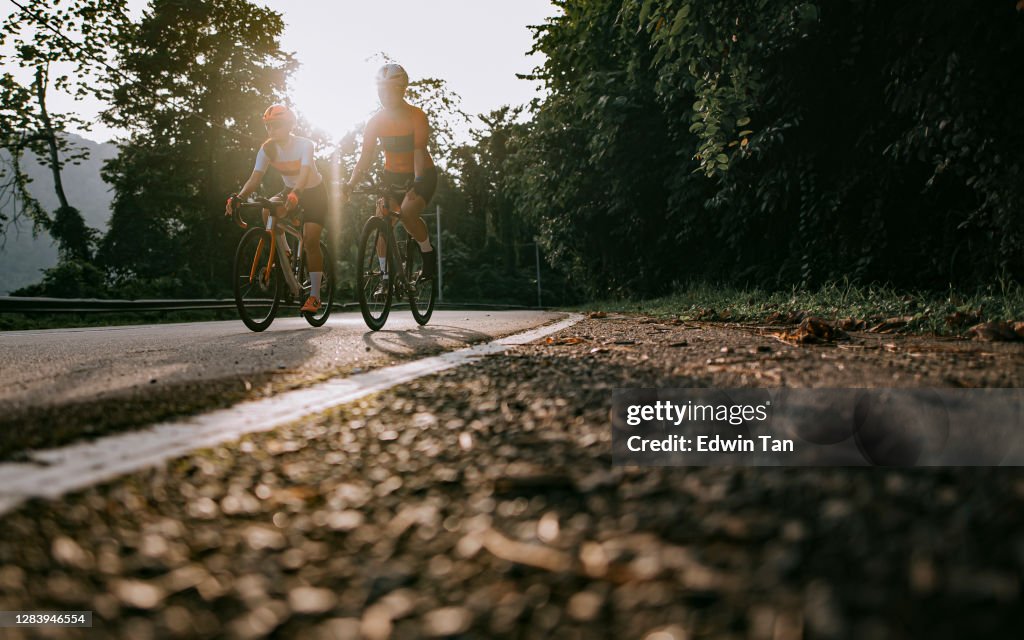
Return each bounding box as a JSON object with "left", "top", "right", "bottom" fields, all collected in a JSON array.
[{"left": 344, "top": 63, "right": 438, "bottom": 281}]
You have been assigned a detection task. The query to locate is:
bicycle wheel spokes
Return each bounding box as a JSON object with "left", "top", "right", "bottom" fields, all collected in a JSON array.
[
  {"left": 356, "top": 218, "right": 393, "bottom": 331},
  {"left": 364, "top": 229, "right": 388, "bottom": 308},
  {"left": 233, "top": 228, "right": 282, "bottom": 332},
  {"left": 406, "top": 239, "right": 437, "bottom": 325}
]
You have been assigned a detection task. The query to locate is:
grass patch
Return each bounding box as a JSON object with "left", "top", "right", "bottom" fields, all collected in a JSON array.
[{"left": 573, "top": 280, "right": 1024, "bottom": 335}]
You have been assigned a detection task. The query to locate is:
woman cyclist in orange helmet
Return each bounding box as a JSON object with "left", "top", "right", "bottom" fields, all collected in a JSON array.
[
  {"left": 344, "top": 63, "right": 438, "bottom": 282},
  {"left": 226, "top": 104, "right": 328, "bottom": 313}
]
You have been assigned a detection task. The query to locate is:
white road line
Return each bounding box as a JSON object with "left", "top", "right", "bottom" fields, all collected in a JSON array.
[{"left": 0, "top": 313, "right": 583, "bottom": 516}]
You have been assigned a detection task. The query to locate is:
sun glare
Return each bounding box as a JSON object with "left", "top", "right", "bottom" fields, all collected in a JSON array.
[{"left": 290, "top": 59, "right": 381, "bottom": 143}]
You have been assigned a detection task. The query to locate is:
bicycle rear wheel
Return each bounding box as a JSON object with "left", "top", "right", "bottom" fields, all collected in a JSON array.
[
  {"left": 356, "top": 217, "right": 394, "bottom": 331},
  {"left": 233, "top": 227, "right": 282, "bottom": 332},
  {"left": 405, "top": 239, "right": 437, "bottom": 325},
  {"left": 301, "top": 239, "right": 335, "bottom": 327}
]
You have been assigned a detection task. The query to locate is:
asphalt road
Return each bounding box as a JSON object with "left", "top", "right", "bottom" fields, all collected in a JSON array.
[{"left": 0, "top": 310, "right": 566, "bottom": 455}]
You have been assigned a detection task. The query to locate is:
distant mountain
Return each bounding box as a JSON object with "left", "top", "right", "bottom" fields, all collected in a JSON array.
[{"left": 0, "top": 133, "right": 117, "bottom": 294}]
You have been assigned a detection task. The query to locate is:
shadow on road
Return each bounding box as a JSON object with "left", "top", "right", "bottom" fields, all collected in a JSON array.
[{"left": 360, "top": 324, "right": 492, "bottom": 356}]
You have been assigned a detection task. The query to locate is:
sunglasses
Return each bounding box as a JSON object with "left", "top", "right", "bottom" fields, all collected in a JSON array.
[{"left": 265, "top": 121, "right": 290, "bottom": 131}]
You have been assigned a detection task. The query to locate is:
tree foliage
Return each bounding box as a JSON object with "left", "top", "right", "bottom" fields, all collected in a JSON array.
[
  {"left": 99, "top": 0, "right": 295, "bottom": 291},
  {"left": 0, "top": 0, "right": 128, "bottom": 259},
  {"left": 515, "top": 0, "right": 1024, "bottom": 296}
]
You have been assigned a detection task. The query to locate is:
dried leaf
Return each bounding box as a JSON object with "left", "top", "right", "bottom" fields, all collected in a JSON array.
[
  {"left": 546, "top": 336, "right": 586, "bottom": 345},
  {"left": 773, "top": 317, "right": 848, "bottom": 344},
  {"left": 480, "top": 528, "right": 571, "bottom": 573},
  {"left": 587, "top": 311, "right": 608, "bottom": 319},
  {"left": 945, "top": 310, "right": 982, "bottom": 328},
  {"left": 967, "top": 321, "right": 1020, "bottom": 342},
  {"left": 868, "top": 316, "right": 914, "bottom": 333},
  {"left": 836, "top": 317, "right": 867, "bottom": 331}
]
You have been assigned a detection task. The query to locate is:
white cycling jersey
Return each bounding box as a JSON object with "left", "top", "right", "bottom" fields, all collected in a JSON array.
[{"left": 253, "top": 135, "right": 323, "bottom": 189}]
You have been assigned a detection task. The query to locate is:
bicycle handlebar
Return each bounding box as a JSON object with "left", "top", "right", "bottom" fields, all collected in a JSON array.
[{"left": 230, "top": 196, "right": 286, "bottom": 230}]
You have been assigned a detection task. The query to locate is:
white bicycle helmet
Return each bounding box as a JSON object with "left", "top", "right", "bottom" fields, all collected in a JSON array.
[{"left": 375, "top": 63, "right": 409, "bottom": 88}]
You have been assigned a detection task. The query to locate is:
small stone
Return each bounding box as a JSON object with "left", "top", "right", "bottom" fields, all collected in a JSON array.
[
  {"left": 422, "top": 606, "right": 472, "bottom": 637},
  {"left": 243, "top": 525, "right": 287, "bottom": 551},
  {"left": 537, "top": 512, "right": 560, "bottom": 543},
  {"left": 112, "top": 579, "right": 165, "bottom": 610},
  {"left": 361, "top": 603, "right": 393, "bottom": 640},
  {"left": 327, "top": 510, "right": 365, "bottom": 531},
  {"left": 51, "top": 536, "right": 91, "bottom": 569},
  {"left": 566, "top": 591, "right": 604, "bottom": 622},
  {"left": 644, "top": 625, "right": 689, "bottom": 640},
  {"left": 288, "top": 586, "right": 337, "bottom": 615}
]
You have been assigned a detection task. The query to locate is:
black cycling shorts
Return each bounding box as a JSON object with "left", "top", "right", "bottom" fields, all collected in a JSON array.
[
  {"left": 275, "top": 181, "right": 329, "bottom": 227},
  {"left": 383, "top": 165, "right": 437, "bottom": 207}
]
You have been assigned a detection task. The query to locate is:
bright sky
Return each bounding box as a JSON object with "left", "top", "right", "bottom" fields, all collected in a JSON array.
[
  {"left": 2, "top": 0, "right": 556, "bottom": 143},
  {"left": 264, "top": 0, "right": 554, "bottom": 141}
]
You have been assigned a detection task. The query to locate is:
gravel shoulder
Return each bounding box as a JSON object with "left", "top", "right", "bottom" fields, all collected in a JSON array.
[{"left": 0, "top": 314, "right": 1022, "bottom": 638}]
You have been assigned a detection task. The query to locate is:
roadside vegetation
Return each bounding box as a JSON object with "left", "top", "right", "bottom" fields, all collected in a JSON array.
[{"left": 580, "top": 280, "right": 1024, "bottom": 337}]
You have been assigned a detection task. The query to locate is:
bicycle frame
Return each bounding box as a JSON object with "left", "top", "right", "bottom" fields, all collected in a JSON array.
[
  {"left": 235, "top": 199, "right": 305, "bottom": 298},
  {"left": 375, "top": 208, "right": 417, "bottom": 298}
]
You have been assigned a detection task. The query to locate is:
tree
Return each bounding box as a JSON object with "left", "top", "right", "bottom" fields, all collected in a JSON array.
[
  {"left": 100, "top": 0, "right": 296, "bottom": 293},
  {"left": 512, "top": 0, "right": 1024, "bottom": 294},
  {"left": 0, "top": 0, "right": 129, "bottom": 261}
]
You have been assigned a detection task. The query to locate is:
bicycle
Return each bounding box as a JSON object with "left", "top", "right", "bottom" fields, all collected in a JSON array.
[
  {"left": 229, "top": 196, "right": 335, "bottom": 332},
  {"left": 348, "top": 182, "right": 437, "bottom": 331}
]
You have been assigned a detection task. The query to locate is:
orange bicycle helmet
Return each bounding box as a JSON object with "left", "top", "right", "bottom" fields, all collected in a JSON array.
[{"left": 262, "top": 104, "right": 296, "bottom": 127}]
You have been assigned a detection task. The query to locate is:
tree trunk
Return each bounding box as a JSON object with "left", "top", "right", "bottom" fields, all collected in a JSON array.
[
  {"left": 34, "top": 64, "right": 91, "bottom": 261},
  {"left": 35, "top": 65, "right": 70, "bottom": 213}
]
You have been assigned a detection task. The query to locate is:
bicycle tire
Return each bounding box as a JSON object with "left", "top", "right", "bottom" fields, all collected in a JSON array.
[
  {"left": 405, "top": 239, "right": 437, "bottom": 325},
  {"left": 302, "top": 239, "right": 335, "bottom": 327},
  {"left": 233, "top": 227, "right": 282, "bottom": 332},
  {"left": 357, "top": 216, "right": 394, "bottom": 331}
]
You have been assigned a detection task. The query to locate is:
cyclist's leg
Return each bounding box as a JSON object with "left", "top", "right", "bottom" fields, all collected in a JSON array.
[
  {"left": 299, "top": 184, "right": 329, "bottom": 309},
  {"left": 375, "top": 194, "right": 401, "bottom": 263},
  {"left": 302, "top": 222, "right": 324, "bottom": 272},
  {"left": 399, "top": 191, "right": 429, "bottom": 243},
  {"left": 399, "top": 167, "right": 438, "bottom": 276}
]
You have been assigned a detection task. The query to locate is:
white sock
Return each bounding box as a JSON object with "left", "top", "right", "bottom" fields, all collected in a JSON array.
[
  {"left": 378, "top": 256, "right": 387, "bottom": 274},
  {"left": 417, "top": 238, "right": 433, "bottom": 252},
  {"left": 310, "top": 271, "right": 322, "bottom": 297}
]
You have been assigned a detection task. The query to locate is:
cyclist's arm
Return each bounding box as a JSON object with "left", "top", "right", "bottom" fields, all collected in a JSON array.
[
  {"left": 239, "top": 146, "right": 270, "bottom": 199},
  {"left": 412, "top": 110, "right": 430, "bottom": 180},
  {"left": 238, "top": 169, "right": 265, "bottom": 200},
  {"left": 346, "top": 122, "right": 378, "bottom": 187}
]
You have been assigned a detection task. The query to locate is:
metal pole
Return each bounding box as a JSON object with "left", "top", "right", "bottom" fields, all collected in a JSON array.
[
  {"left": 436, "top": 205, "right": 443, "bottom": 302},
  {"left": 534, "top": 239, "right": 542, "bottom": 308}
]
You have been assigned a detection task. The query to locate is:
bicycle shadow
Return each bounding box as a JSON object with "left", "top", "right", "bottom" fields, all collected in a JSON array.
[{"left": 360, "top": 323, "right": 493, "bottom": 356}]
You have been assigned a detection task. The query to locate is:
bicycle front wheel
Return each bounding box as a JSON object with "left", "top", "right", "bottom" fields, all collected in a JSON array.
[
  {"left": 356, "top": 217, "right": 393, "bottom": 331},
  {"left": 233, "top": 227, "right": 282, "bottom": 332},
  {"left": 405, "top": 239, "right": 437, "bottom": 325},
  {"left": 302, "top": 239, "right": 335, "bottom": 327}
]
